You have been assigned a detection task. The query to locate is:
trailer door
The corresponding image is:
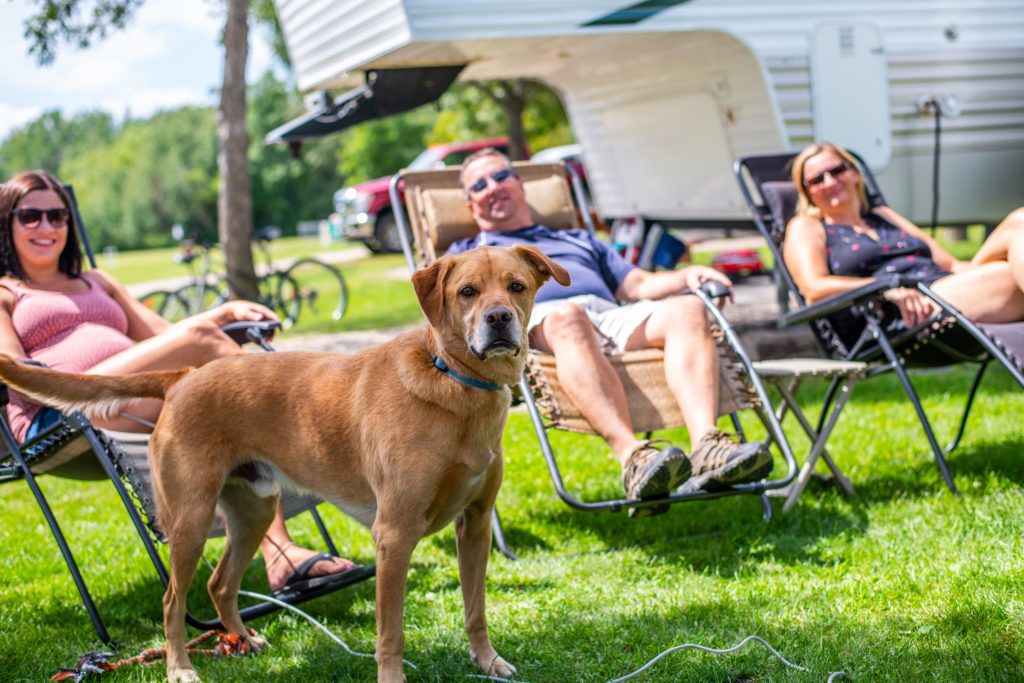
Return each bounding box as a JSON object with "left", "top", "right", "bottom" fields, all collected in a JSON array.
[{"left": 810, "top": 22, "right": 891, "bottom": 171}]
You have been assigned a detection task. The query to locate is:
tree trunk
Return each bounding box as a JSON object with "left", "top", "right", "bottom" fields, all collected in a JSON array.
[
  {"left": 218, "top": 0, "right": 259, "bottom": 301},
  {"left": 502, "top": 80, "right": 527, "bottom": 161},
  {"left": 469, "top": 80, "right": 528, "bottom": 160}
]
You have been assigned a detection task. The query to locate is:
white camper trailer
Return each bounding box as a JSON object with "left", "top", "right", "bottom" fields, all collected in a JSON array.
[{"left": 269, "top": 0, "right": 1024, "bottom": 228}]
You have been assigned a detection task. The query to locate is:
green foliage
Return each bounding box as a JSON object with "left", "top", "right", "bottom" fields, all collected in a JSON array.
[
  {"left": 61, "top": 107, "right": 220, "bottom": 249},
  {"left": 0, "top": 109, "right": 115, "bottom": 180},
  {"left": 21, "top": 0, "right": 145, "bottom": 65},
  {"left": 335, "top": 106, "right": 436, "bottom": 184},
  {"left": 428, "top": 81, "right": 574, "bottom": 154},
  {"left": 247, "top": 71, "right": 346, "bottom": 234},
  {"left": 0, "top": 70, "right": 573, "bottom": 250}
]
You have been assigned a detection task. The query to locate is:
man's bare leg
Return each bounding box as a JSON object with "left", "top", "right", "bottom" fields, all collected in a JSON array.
[
  {"left": 530, "top": 304, "right": 640, "bottom": 466},
  {"left": 632, "top": 295, "right": 772, "bottom": 489},
  {"left": 626, "top": 295, "right": 718, "bottom": 451}
]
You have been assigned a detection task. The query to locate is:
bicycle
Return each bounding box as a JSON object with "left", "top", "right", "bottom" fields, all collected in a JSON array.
[
  {"left": 140, "top": 229, "right": 349, "bottom": 330},
  {"left": 249, "top": 227, "right": 349, "bottom": 330},
  {"left": 138, "top": 240, "right": 227, "bottom": 322}
]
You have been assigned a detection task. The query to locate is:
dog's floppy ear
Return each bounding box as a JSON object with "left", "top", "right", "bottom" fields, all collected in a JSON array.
[
  {"left": 512, "top": 244, "right": 571, "bottom": 286},
  {"left": 412, "top": 256, "right": 454, "bottom": 328}
]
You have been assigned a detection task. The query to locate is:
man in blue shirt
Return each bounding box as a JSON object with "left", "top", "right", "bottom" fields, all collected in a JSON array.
[{"left": 450, "top": 149, "right": 771, "bottom": 517}]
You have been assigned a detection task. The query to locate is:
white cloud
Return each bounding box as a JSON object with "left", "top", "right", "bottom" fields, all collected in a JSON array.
[
  {"left": 0, "top": 0, "right": 276, "bottom": 141},
  {"left": 0, "top": 103, "right": 46, "bottom": 140}
]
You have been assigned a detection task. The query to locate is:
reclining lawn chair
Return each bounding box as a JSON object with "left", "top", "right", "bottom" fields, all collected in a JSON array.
[
  {"left": 390, "top": 161, "right": 801, "bottom": 558},
  {"left": 734, "top": 150, "right": 1024, "bottom": 495},
  {"left": 0, "top": 188, "right": 373, "bottom": 645}
]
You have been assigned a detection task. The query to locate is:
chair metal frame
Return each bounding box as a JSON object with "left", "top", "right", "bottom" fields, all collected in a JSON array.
[
  {"left": 0, "top": 188, "right": 371, "bottom": 645},
  {"left": 390, "top": 161, "right": 800, "bottom": 559},
  {"left": 734, "top": 150, "right": 1024, "bottom": 495}
]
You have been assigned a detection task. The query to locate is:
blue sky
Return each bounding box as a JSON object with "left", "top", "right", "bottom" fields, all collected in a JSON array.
[{"left": 0, "top": 0, "right": 276, "bottom": 141}]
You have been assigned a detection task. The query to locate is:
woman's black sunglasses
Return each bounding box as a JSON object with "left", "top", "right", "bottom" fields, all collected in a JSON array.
[
  {"left": 804, "top": 162, "right": 851, "bottom": 188},
  {"left": 12, "top": 207, "right": 70, "bottom": 228},
  {"left": 467, "top": 168, "right": 518, "bottom": 195}
]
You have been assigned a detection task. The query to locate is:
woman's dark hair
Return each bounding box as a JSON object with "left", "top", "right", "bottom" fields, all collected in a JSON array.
[{"left": 0, "top": 170, "right": 83, "bottom": 280}]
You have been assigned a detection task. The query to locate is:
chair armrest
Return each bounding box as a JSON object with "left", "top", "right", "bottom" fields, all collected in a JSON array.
[
  {"left": 220, "top": 320, "right": 282, "bottom": 350},
  {"left": 781, "top": 273, "right": 905, "bottom": 327}
]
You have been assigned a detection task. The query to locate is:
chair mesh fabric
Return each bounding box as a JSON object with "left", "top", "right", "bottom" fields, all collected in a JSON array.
[{"left": 525, "top": 327, "right": 758, "bottom": 435}]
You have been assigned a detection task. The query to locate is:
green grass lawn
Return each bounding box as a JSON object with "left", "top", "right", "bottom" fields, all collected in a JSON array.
[{"left": 2, "top": 364, "right": 1022, "bottom": 681}]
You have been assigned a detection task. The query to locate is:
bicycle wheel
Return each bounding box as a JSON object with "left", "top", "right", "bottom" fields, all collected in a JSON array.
[
  {"left": 279, "top": 258, "right": 349, "bottom": 331},
  {"left": 137, "top": 289, "right": 174, "bottom": 314},
  {"left": 175, "top": 280, "right": 228, "bottom": 316},
  {"left": 258, "top": 272, "right": 301, "bottom": 328},
  {"left": 160, "top": 287, "right": 196, "bottom": 322}
]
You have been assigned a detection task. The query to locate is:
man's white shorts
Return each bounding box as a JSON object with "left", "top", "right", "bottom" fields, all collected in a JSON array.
[{"left": 528, "top": 294, "right": 661, "bottom": 354}]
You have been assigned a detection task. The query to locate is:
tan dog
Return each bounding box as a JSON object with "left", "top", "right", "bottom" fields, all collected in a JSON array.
[{"left": 0, "top": 245, "right": 569, "bottom": 683}]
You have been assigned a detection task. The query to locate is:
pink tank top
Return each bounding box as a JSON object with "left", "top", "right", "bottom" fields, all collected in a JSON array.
[{"left": 2, "top": 272, "right": 134, "bottom": 440}]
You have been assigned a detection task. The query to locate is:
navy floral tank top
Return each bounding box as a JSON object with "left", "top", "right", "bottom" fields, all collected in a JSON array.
[{"left": 824, "top": 212, "right": 949, "bottom": 283}]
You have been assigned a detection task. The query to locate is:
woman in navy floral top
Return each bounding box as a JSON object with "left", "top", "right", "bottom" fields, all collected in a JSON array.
[{"left": 784, "top": 141, "right": 1024, "bottom": 340}]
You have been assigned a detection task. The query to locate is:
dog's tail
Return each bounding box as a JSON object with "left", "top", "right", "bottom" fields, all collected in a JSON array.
[{"left": 0, "top": 354, "right": 192, "bottom": 421}]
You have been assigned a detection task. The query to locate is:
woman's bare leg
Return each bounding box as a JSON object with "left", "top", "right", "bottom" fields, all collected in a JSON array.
[
  {"left": 969, "top": 208, "right": 1024, "bottom": 292},
  {"left": 932, "top": 261, "right": 1024, "bottom": 323},
  {"left": 259, "top": 513, "right": 355, "bottom": 593}
]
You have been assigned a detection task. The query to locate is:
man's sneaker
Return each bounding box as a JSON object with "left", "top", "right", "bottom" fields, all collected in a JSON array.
[
  {"left": 676, "top": 429, "right": 773, "bottom": 494},
  {"left": 621, "top": 439, "right": 691, "bottom": 518}
]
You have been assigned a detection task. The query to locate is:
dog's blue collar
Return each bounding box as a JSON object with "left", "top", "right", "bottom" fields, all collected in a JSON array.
[{"left": 432, "top": 356, "right": 503, "bottom": 391}]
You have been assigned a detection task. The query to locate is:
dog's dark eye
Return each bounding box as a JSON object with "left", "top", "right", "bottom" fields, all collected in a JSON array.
[
  {"left": 460, "top": 285, "right": 477, "bottom": 297},
  {"left": 509, "top": 281, "right": 526, "bottom": 293}
]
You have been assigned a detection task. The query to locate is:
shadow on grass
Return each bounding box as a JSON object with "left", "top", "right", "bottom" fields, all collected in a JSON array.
[
  {"left": 485, "top": 488, "right": 870, "bottom": 575},
  {"left": 842, "top": 434, "right": 1024, "bottom": 505}
]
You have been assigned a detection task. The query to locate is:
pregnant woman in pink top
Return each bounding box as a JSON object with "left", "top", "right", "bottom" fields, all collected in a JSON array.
[{"left": 0, "top": 170, "right": 357, "bottom": 594}]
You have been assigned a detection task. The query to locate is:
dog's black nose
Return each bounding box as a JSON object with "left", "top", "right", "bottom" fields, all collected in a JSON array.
[{"left": 484, "top": 307, "right": 513, "bottom": 328}]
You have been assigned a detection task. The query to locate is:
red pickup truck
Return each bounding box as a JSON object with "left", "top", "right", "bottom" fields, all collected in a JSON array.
[{"left": 332, "top": 136, "right": 524, "bottom": 253}]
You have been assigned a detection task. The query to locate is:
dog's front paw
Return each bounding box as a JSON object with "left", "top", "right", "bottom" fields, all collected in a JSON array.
[
  {"left": 167, "top": 667, "right": 202, "bottom": 682},
  {"left": 489, "top": 656, "right": 516, "bottom": 678},
  {"left": 244, "top": 630, "right": 269, "bottom": 654},
  {"left": 471, "top": 651, "right": 516, "bottom": 679}
]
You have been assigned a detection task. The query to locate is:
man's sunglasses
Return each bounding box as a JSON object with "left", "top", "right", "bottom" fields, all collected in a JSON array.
[
  {"left": 12, "top": 207, "right": 70, "bottom": 228},
  {"left": 467, "top": 168, "right": 518, "bottom": 195},
  {"left": 804, "top": 162, "right": 851, "bottom": 188}
]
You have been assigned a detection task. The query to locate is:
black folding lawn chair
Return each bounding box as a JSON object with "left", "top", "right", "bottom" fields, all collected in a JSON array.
[
  {"left": 734, "top": 151, "right": 1024, "bottom": 494},
  {"left": 0, "top": 186, "right": 373, "bottom": 645},
  {"left": 391, "top": 161, "right": 801, "bottom": 559}
]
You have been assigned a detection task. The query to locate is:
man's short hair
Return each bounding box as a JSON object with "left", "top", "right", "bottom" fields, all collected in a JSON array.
[{"left": 459, "top": 147, "right": 512, "bottom": 197}]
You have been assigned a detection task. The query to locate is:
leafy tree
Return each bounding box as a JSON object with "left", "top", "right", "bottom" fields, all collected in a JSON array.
[
  {"left": 0, "top": 110, "right": 115, "bottom": 180},
  {"left": 21, "top": 0, "right": 263, "bottom": 300},
  {"left": 60, "top": 107, "right": 218, "bottom": 249},
  {"left": 429, "top": 80, "right": 573, "bottom": 156},
  {"left": 216, "top": 0, "right": 258, "bottom": 298},
  {"left": 336, "top": 107, "right": 436, "bottom": 185},
  {"left": 248, "top": 70, "right": 344, "bottom": 232}
]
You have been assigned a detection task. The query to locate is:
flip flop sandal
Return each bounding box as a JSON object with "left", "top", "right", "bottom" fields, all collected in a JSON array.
[{"left": 271, "top": 553, "right": 376, "bottom": 600}]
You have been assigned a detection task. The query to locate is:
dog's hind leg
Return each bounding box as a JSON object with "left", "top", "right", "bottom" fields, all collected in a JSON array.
[
  {"left": 208, "top": 479, "right": 278, "bottom": 653},
  {"left": 161, "top": 483, "right": 222, "bottom": 683},
  {"left": 456, "top": 499, "right": 516, "bottom": 679}
]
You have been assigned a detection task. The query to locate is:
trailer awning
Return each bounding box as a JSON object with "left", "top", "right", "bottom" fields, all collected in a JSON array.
[{"left": 264, "top": 65, "right": 464, "bottom": 148}]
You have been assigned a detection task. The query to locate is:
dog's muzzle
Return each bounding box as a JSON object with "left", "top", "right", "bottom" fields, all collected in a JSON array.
[{"left": 471, "top": 306, "right": 522, "bottom": 359}]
